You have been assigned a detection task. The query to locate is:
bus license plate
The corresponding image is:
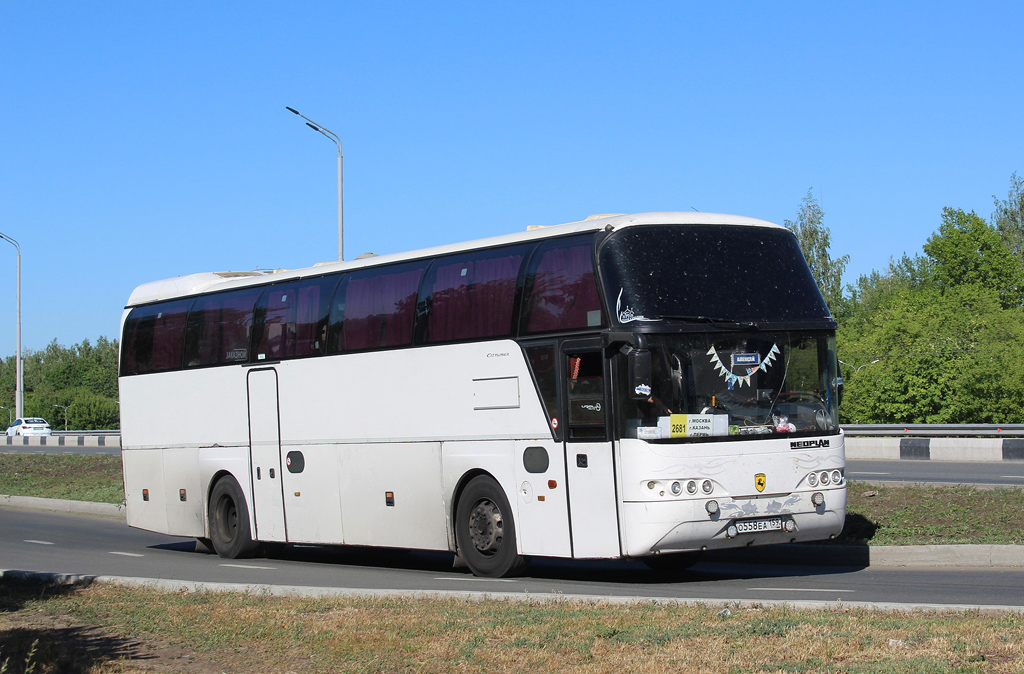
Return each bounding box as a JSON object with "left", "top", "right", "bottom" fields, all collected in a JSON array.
[{"left": 735, "top": 518, "right": 783, "bottom": 534}]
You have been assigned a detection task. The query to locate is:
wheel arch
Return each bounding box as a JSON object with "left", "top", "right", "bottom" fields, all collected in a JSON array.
[
  {"left": 449, "top": 468, "right": 521, "bottom": 556},
  {"left": 206, "top": 469, "right": 253, "bottom": 539}
]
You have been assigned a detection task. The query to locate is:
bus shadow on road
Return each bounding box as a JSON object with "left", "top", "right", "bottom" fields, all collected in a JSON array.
[{"left": 149, "top": 537, "right": 870, "bottom": 586}]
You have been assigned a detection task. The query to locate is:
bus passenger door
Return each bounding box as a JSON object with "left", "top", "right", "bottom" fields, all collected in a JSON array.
[
  {"left": 247, "top": 367, "right": 287, "bottom": 542},
  {"left": 562, "top": 341, "right": 621, "bottom": 558}
]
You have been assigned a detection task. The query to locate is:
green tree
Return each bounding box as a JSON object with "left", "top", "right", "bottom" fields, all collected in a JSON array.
[
  {"left": 843, "top": 253, "right": 934, "bottom": 333},
  {"left": 992, "top": 171, "right": 1024, "bottom": 262},
  {"left": 838, "top": 205, "right": 1024, "bottom": 423},
  {"left": 839, "top": 284, "right": 1024, "bottom": 424},
  {"left": 0, "top": 337, "right": 120, "bottom": 430},
  {"left": 785, "top": 189, "right": 850, "bottom": 316},
  {"left": 922, "top": 207, "right": 1024, "bottom": 308}
]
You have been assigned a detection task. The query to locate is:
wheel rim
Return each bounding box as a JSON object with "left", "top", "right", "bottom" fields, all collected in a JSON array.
[
  {"left": 468, "top": 498, "right": 503, "bottom": 557},
  {"left": 218, "top": 495, "right": 238, "bottom": 538}
]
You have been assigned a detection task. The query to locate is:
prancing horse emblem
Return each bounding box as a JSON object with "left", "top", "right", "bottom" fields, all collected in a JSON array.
[{"left": 755, "top": 473, "right": 766, "bottom": 492}]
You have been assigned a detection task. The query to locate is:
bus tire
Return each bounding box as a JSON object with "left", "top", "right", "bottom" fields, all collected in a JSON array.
[
  {"left": 208, "top": 476, "right": 260, "bottom": 559},
  {"left": 455, "top": 475, "right": 525, "bottom": 578}
]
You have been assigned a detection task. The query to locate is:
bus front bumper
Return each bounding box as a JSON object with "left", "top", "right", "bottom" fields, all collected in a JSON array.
[{"left": 619, "top": 487, "right": 847, "bottom": 557}]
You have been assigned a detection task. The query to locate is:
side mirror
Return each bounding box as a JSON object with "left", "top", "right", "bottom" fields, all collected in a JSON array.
[
  {"left": 836, "top": 376, "right": 844, "bottom": 408},
  {"left": 627, "top": 347, "right": 652, "bottom": 400}
]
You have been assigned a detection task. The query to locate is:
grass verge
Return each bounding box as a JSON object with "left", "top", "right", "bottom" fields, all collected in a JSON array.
[
  {"left": 838, "top": 481, "right": 1024, "bottom": 546},
  {"left": 0, "top": 578, "right": 1022, "bottom": 674},
  {"left": 0, "top": 454, "right": 123, "bottom": 504}
]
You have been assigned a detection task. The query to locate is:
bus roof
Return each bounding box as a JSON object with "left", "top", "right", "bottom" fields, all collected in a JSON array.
[{"left": 125, "top": 211, "right": 782, "bottom": 307}]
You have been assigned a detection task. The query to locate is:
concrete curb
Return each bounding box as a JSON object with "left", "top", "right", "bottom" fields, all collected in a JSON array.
[
  {"left": 0, "top": 569, "right": 1020, "bottom": 612},
  {"left": 706, "top": 543, "right": 1024, "bottom": 568},
  {"left": 3, "top": 495, "right": 1022, "bottom": 568}
]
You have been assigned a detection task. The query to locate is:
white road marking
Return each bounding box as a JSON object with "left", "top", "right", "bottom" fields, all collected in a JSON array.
[
  {"left": 24, "top": 539, "right": 54, "bottom": 545},
  {"left": 109, "top": 551, "right": 144, "bottom": 557},
  {"left": 219, "top": 563, "right": 277, "bottom": 570},
  {"left": 433, "top": 577, "right": 517, "bottom": 583},
  {"left": 851, "top": 472, "right": 890, "bottom": 475},
  {"left": 998, "top": 476, "right": 1024, "bottom": 479},
  {"left": 748, "top": 587, "right": 855, "bottom": 593}
]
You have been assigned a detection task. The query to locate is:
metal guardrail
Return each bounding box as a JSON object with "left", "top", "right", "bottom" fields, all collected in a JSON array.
[
  {"left": 52, "top": 430, "right": 120, "bottom": 437},
  {"left": 843, "top": 424, "right": 1024, "bottom": 437}
]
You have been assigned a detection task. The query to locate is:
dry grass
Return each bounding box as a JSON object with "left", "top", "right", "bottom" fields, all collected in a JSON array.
[{"left": 1, "top": 579, "right": 1022, "bottom": 673}]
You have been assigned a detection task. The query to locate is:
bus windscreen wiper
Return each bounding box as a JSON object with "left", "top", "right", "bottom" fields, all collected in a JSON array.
[{"left": 655, "top": 315, "right": 759, "bottom": 330}]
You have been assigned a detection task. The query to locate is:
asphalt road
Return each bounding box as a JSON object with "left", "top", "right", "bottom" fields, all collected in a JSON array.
[
  {"left": 846, "top": 459, "right": 1024, "bottom": 486},
  {"left": 2, "top": 508, "right": 1022, "bottom": 609}
]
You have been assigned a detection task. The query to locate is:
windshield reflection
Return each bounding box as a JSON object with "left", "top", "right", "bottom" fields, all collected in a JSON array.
[{"left": 618, "top": 332, "right": 840, "bottom": 442}]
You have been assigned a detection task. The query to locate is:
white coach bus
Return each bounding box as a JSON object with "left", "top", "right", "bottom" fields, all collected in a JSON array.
[{"left": 119, "top": 212, "right": 846, "bottom": 577}]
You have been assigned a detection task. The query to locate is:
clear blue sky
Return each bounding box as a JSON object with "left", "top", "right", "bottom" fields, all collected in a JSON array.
[{"left": 1, "top": 2, "right": 1022, "bottom": 355}]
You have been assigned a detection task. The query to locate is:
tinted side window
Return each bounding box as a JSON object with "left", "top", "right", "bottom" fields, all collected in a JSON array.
[
  {"left": 524, "top": 343, "right": 560, "bottom": 440},
  {"left": 329, "top": 261, "right": 428, "bottom": 352},
  {"left": 183, "top": 288, "right": 263, "bottom": 367},
  {"left": 252, "top": 276, "right": 338, "bottom": 362},
  {"left": 423, "top": 244, "right": 532, "bottom": 343},
  {"left": 120, "top": 299, "right": 193, "bottom": 376},
  {"left": 523, "top": 236, "right": 604, "bottom": 334}
]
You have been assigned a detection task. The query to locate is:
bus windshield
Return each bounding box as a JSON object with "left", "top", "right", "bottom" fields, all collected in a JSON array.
[
  {"left": 599, "top": 224, "right": 831, "bottom": 325},
  {"left": 618, "top": 332, "right": 840, "bottom": 442}
]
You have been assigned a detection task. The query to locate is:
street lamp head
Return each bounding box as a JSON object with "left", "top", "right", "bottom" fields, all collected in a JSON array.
[
  {"left": 286, "top": 106, "right": 300, "bottom": 115},
  {"left": 306, "top": 121, "right": 321, "bottom": 132}
]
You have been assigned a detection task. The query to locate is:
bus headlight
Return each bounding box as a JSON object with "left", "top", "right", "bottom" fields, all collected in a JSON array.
[
  {"left": 705, "top": 500, "right": 719, "bottom": 515},
  {"left": 819, "top": 471, "right": 830, "bottom": 486},
  {"left": 671, "top": 481, "right": 682, "bottom": 495},
  {"left": 831, "top": 469, "right": 843, "bottom": 485},
  {"left": 687, "top": 480, "right": 697, "bottom": 494},
  {"left": 726, "top": 524, "right": 738, "bottom": 538},
  {"left": 784, "top": 519, "right": 796, "bottom": 533},
  {"left": 811, "top": 492, "right": 825, "bottom": 507},
  {"left": 808, "top": 472, "right": 818, "bottom": 487},
  {"left": 702, "top": 480, "right": 714, "bottom": 494}
]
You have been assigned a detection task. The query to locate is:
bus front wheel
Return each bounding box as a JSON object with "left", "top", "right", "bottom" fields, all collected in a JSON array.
[
  {"left": 208, "top": 476, "right": 260, "bottom": 559},
  {"left": 455, "top": 475, "right": 525, "bottom": 578}
]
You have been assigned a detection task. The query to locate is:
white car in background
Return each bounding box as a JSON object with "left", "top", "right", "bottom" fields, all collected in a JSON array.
[{"left": 6, "top": 418, "right": 52, "bottom": 436}]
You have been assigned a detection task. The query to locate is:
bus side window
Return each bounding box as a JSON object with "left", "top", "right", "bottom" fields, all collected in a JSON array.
[
  {"left": 521, "top": 236, "right": 604, "bottom": 335},
  {"left": 120, "top": 298, "right": 192, "bottom": 376},
  {"left": 329, "top": 261, "right": 428, "bottom": 353},
  {"left": 566, "top": 351, "right": 606, "bottom": 441},
  {"left": 524, "top": 343, "right": 560, "bottom": 440},
  {"left": 183, "top": 288, "right": 262, "bottom": 368}
]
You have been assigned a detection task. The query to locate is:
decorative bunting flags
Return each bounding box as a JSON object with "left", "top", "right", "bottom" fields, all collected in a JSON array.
[{"left": 706, "top": 343, "right": 780, "bottom": 389}]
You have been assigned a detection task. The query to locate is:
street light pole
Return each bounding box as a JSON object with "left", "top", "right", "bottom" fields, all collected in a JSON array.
[
  {"left": 54, "top": 403, "right": 70, "bottom": 432},
  {"left": 839, "top": 358, "right": 881, "bottom": 373},
  {"left": 285, "top": 107, "right": 344, "bottom": 262},
  {"left": 0, "top": 232, "right": 22, "bottom": 419}
]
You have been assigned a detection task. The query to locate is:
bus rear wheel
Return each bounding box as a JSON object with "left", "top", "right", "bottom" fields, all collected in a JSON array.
[
  {"left": 455, "top": 475, "right": 525, "bottom": 578},
  {"left": 208, "top": 476, "right": 260, "bottom": 559}
]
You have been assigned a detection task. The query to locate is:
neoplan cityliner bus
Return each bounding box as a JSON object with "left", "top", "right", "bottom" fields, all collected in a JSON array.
[{"left": 119, "top": 212, "right": 846, "bottom": 577}]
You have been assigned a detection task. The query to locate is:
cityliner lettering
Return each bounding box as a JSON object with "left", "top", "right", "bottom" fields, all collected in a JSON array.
[{"left": 790, "top": 439, "right": 831, "bottom": 449}]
